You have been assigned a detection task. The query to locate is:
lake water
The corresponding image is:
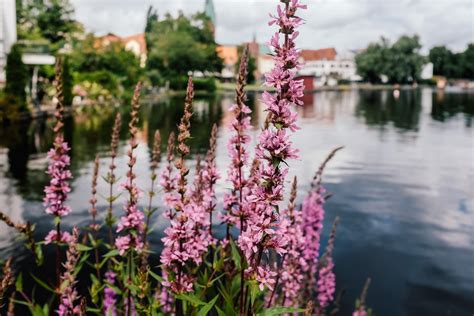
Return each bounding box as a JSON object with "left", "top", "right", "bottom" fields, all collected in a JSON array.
[{"left": 0, "top": 88, "right": 473, "bottom": 315}]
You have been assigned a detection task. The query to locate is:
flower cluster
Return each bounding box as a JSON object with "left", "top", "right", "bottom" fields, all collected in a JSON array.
[
  {"left": 316, "top": 218, "right": 339, "bottom": 310},
  {"left": 115, "top": 82, "right": 145, "bottom": 256},
  {"left": 160, "top": 77, "right": 215, "bottom": 294},
  {"left": 103, "top": 271, "right": 117, "bottom": 316},
  {"left": 43, "top": 137, "right": 72, "bottom": 218},
  {"left": 223, "top": 46, "right": 252, "bottom": 229},
  {"left": 57, "top": 227, "right": 80, "bottom": 316},
  {"left": 238, "top": 0, "right": 306, "bottom": 290}
]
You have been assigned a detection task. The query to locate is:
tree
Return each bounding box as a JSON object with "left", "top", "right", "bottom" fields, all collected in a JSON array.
[
  {"left": 356, "top": 35, "right": 425, "bottom": 84},
  {"left": 429, "top": 46, "right": 454, "bottom": 76},
  {"left": 385, "top": 35, "right": 425, "bottom": 83},
  {"left": 459, "top": 44, "right": 474, "bottom": 79},
  {"left": 355, "top": 38, "right": 390, "bottom": 83},
  {"left": 68, "top": 34, "right": 143, "bottom": 98},
  {"left": 5, "top": 44, "right": 28, "bottom": 110},
  {"left": 145, "top": 11, "right": 223, "bottom": 86},
  {"left": 17, "top": 0, "right": 80, "bottom": 46}
]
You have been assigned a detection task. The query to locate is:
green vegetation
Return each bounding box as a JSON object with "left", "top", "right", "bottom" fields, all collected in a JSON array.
[
  {"left": 16, "top": 0, "right": 81, "bottom": 47},
  {"left": 145, "top": 6, "right": 222, "bottom": 88},
  {"left": 356, "top": 35, "right": 426, "bottom": 84},
  {"left": 237, "top": 46, "right": 256, "bottom": 84},
  {"left": 68, "top": 34, "right": 143, "bottom": 100},
  {"left": 429, "top": 44, "right": 474, "bottom": 79},
  {"left": 2, "top": 44, "right": 29, "bottom": 120}
]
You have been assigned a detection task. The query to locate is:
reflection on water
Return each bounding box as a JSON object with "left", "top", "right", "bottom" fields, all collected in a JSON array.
[{"left": 0, "top": 88, "right": 473, "bottom": 316}]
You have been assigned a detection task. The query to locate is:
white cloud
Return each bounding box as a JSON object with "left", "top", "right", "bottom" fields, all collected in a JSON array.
[{"left": 70, "top": 0, "right": 473, "bottom": 52}]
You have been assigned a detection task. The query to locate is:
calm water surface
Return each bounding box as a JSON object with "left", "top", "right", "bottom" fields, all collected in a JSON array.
[{"left": 0, "top": 88, "right": 473, "bottom": 315}]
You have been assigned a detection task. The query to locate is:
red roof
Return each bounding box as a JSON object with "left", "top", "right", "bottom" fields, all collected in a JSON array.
[{"left": 300, "top": 48, "right": 337, "bottom": 61}]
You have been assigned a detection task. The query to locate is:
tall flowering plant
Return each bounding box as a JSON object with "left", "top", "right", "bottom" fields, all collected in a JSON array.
[{"left": 0, "top": 1, "right": 373, "bottom": 316}]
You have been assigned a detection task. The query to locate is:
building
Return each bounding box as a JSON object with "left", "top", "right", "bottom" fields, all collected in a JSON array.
[
  {"left": 94, "top": 33, "right": 147, "bottom": 67},
  {"left": 204, "top": 0, "right": 216, "bottom": 37},
  {"left": 216, "top": 45, "right": 238, "bottom": 81},
  {"left": 0, "top": 0, "right": 17, "bottom": 83},
  {"left": 298, "top": 48, "right": 360, "bottom": 86}
]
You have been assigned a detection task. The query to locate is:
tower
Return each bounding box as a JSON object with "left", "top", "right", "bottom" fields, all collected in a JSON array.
[{"left": 204, "top": 0, "right": 216, "bottom": 37}]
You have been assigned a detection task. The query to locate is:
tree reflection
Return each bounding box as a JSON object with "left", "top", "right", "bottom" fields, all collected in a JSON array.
[
  {"left": 431, "top": 91, "right": 474, "bottom": 127},
  {"left": 355, "top": 89, "right": 422, "bottom": 131}
]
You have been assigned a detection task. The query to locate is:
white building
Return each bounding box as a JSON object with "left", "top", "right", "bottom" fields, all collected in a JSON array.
[
  {"left": 298, "top": 48, "right": 361, "bottom": 86},
  {"left": 0, "top": 0, "right": 17, "bottom": 83}
]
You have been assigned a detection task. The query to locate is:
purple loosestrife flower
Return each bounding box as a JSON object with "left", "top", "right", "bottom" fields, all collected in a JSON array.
[
  {"left": 104, "top": 271, "right": 117, "bottom": 316},
  {"left": 301, "top": 187, "right": 326, "bottom": 283},
  {"left": 223, "top": 46, "right": 252, "bottom": 230},
  {"left": 202, "top": 124, "right": 219, "bottom": 238},
  {"left": 57, "top": 227, "right": 80, "bottom": 316},
  {"left": 279, "top": 178, "right": 308, "bottom": 307},
  {"left": 316, "top": 218, "right": 340, "bottom": 312},
  {"left": 353, "top": 278, "right": 371, "bottom": 316},
  {"left": 238, "top": 0, "right": 306, "bottom": 291},
  {"left": 160, "top": 132, "right": 179, "bottom": 211},
  {"left": 44, "top": 58, "right": 73, "bottom": 245},
  {"left": 44, "top": 137, "right": 72, "bottom": 218},
  {"left": 115, "top": 82, "right": 145, "bottom": 256},
  {"left": 161, "top": 77, "right": 211, "bottom": 294}
]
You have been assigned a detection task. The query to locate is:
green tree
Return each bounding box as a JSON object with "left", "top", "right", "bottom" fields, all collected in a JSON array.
[
  {"left": 145, "top": 11, "right": 222, "bottom": 86},
  {"left": 459, "top": 44, "right": 474, "bottom": 79},
  {"left": 17, "top": 0, "right": 81, "bottom": 46},
  {"left": 385, "top": 35, "right": 425, "bottom": 83},
  {"left": 356, "top": 35, "right": 425, "bottom": 84},
  {"left": 68, "top": 34, "right": 143, "bottom": 98},
  {"left": 5, "top": 44, "right": 28, "bottom": 110},
  {"left": 355, "top": 38, "right": 390, "bottom": 83},
  {"left": 429, "top": 46, "right": 454, "bottom": 76}
]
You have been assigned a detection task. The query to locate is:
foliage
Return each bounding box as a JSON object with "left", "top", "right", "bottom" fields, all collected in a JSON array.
[
  {"left": 4, "top": 44, "right": 29, "bottom": 113},
  {"left": 145, "top": 9, "right": 222, "bottom": 87},
  {"left": 16, "top": 0, "right": 81, "bottom": 47},
  {"left": 356, "top": 35, "right": 425, "bottom": 84},
  {"left": 429, "top": 44, "right": 474, "bottom": 79},
  {"left": 68, "top": 34, "right": 143, "bottom": 99}
]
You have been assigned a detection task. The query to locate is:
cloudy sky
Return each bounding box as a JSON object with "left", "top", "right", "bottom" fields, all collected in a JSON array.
[{"left": 71, "top": 0, "right": 473, "bottom": 53}]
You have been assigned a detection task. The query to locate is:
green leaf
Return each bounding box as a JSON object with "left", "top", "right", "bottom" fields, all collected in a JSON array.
[
  {"left": 229, "top": 239, "right": 241, "bottom": 270},
  {"left": 30, "top": 274, "right": 55, "bottom": 293},
  {"left": 148, "top": 269, "right": 163, "bottom": 283},
  {"left": 103, "top": 249, "right": 120, "bottom": 258},
  {"left": 77, "top": 244, "right": 93, "bottom": 251},
  {"left": 215, "top": 305, "right": 227, "bottom": 316},
  {"left": 175, "top": 293, "right": 206, "bottom": 306},
  {"left": 258, "top": 307, "right": 306, "bottom": 316},
  {"left": 196, "top": 295, "right": 218, "bottom": 316},
  {"left": 15, "top": 272, "right": 23, "bottom": 292}
]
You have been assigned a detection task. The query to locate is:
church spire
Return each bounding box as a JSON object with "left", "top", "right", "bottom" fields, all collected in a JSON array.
[{"left": 204, "top": 0, "right": 216, "bottom": 26}]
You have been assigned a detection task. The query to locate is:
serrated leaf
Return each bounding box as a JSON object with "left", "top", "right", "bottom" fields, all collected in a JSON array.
[{"left": 196, "top": 295, "right": 218, "bottom": 316}]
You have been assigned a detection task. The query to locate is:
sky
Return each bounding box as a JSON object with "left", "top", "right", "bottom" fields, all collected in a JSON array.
[{"left": 70, "top": 0, "right": 474, "bottom": 53}]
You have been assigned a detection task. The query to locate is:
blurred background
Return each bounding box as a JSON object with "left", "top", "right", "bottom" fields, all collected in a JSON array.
[{"left": 0, "top": 1, "right": 473, "bottom": 315}]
